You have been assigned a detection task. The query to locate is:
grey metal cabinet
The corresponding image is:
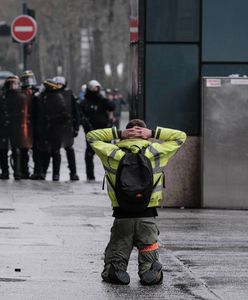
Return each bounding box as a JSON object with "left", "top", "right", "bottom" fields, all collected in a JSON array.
[{"left": 202, "top": 77, "right": 248, "bottom": 208}]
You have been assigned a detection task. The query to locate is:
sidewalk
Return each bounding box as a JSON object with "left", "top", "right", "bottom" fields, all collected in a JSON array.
[{"left": 0, "top": 114, "right": 248, "bottom": 299}]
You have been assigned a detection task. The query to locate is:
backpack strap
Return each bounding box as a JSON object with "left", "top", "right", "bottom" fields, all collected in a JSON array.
[
  {"left": 162, "top": 171, "right": 165, "bottom": 188},
  {"left": 119, "top": 147, "right": 131, "bottom": 154},
  {"left": 120, "top": 145, "right": 141, "bottom": 153},
  {"left": 102, "top": 174, "right": 106, "bottom": 190},
  {"left": 139, "top": 147, "right": 147, "bottom": 155},
  {"left": 152, "top": 171, "right": 166, "bottom": 190},
  {"left": 104, "top": 174, "right": 116, "bottom": 191},
  {"left": 132, "top": 144, "right": 141, "bottom": 151},
  {"left": 102, "top": 173, "right": 117, "bottom": 192}
]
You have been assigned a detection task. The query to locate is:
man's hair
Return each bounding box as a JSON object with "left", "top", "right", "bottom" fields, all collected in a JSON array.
[{"left": 126, "top": 119, "right": 147, "bottom": 129}]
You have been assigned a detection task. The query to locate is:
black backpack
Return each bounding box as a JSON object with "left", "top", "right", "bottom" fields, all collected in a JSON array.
[{"left": 105, "top": 147, "right": 163, "bottom": 212}]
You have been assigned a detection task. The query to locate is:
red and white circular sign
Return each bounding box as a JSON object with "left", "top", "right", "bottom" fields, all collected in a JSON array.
[{"left": 11, "top": 15, "right": 37, "bottom": 43}]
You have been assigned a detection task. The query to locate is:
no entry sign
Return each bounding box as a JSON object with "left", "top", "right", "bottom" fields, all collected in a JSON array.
[{"left": 11, "top": 15, "right": 37, "bottom": 43}]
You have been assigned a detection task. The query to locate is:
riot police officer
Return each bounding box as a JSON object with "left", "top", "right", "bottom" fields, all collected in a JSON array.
[
  {"left": 0, "top": 75, "right": 33, "bottom": 179},
  {"left": 20, "top": 70, "right": 37, "bottom": 179},
  {"left": 52, "top": 76, "right": 80, "bottom": 181},
  {"left": 80, "top": 80, "right": 115, "bottom": 181},
  {"left": 34, "top": 78, "right": 79, "bottom": 181},
  {"left": 34, "top": 79, "right": 62, "bottom": 181}
]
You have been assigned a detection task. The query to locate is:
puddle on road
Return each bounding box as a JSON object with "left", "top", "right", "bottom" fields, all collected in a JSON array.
[
  {"left": 0, "top": 208, "right": 15, "bottom": 212},
  {"left": 0, "top": 227, "right": 19, "bottom": 230},
  {"left": 0, "top": 278, "right": 26, "bottom": 282},
  {"left": 41, "top": 205, "right": 109, "bottom": 217},
  {"left": 174, "top": 283, "right": 206, "bottom": 300}
]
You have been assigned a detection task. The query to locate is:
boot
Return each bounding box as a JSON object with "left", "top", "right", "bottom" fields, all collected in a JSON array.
[
  {"left": 52, "top": 174, "right": 60, "bottom": 181},
  {"left": 140, "top": 261, "right": 163, "bottom": 285},
  {"left": 108, "top": 264, "right": 130, "bottom": 285},
  {"left": 30, "top": 173, "right": 45, "bottom": 180},
  {"left": 0, "top": 173, "right": 9, "bottom": 179},
  {"left": 70, "top": 173, "right": 79, "bottom": 181},
  {"left": 30, "top": 149, "right": 46, "bottom": 180},
  {"left": 65, "top": 146, "right": 79, "bottom": 181},
  {"left": 0, "top": 149, "right": 9, "bottom": 179}
]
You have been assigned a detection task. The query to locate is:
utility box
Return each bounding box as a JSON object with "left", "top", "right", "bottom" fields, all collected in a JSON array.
[{"left": 202, "top": 77, "right": 248, "bottom": 208}]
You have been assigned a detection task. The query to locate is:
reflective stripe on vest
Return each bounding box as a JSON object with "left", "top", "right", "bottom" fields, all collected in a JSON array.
[
  {"left": 176, "top": 139, "right": 183, "bottom": 145},
  {"left": 155, "top": 128, "right": 162, "bottom": 140},
  {"left": 153, "top": 166, "right": 164, "bottom": 174},
  {"left": 153, "top": 184, "right": 163, "bottom": 193},
  {"left": 109, "top": 148, "right": 119, "bottom": 159},
  {"left": 112, "top": 127, "right": 118, "bottom": 139},
  {"left": 105, "top": 149, "right": 119, "bottom": 174},
  {"left": 148, "top": 145, "right": 160, "bottom": 170}
]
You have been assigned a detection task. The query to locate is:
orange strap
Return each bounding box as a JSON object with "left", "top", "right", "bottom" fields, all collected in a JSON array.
[{"left": 139, "top": 242, "right": 159, "bottom": 253}]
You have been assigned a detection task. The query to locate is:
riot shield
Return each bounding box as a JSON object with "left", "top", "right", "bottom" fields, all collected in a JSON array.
[
  {"left": 60, "top": 89, "right": 74, "bottom": 148},
  {"left": 6, "top": 90, "right": 33, "bottom": 148},
  {"left": 0, "top": 91, "right": 9, "bottom": 149},
  {"left": 35, "top": 90, "right": 73, "bottom": 150}
]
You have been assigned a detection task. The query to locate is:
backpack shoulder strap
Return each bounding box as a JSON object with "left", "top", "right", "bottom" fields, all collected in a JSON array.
[
  {"left": 105, "top": 173, "right": 115, "bottom": 191},
  {"left": 120, "top": 147, "right": 131, "bottom": 153},
  {"left": 139, "top": 147, "right": 147, "bottom": 155},
  {"left": 102, "top": 174, "right": 106, "bottom": 190}
]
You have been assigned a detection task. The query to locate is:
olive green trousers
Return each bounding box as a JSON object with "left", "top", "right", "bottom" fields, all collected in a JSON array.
[{"left": 101, "top": 217, "right": 160, "bottom": 281}]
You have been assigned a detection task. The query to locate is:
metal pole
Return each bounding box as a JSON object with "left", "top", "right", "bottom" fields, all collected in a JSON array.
[
  {"left": 23, "top": 2, "right": 27, "bottom": 71},
  {"left": 129, "top": 0, "right": 139, "bottom": 119}
]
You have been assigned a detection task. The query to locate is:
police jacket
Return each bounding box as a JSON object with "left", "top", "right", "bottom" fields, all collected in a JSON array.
[
  {"left": 60, "top": 87, "right": 80, "bottom": 136},
  {"left": 87, "top": 126, "right": 187, "bottom": 209},
  {"left": 81, "top": 92, "right": 115, "bottom": 133}
]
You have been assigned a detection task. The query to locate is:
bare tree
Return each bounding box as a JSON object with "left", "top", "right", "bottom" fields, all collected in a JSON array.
[{"left": 0, "top": 0, "right": 130, "bottom": 94}]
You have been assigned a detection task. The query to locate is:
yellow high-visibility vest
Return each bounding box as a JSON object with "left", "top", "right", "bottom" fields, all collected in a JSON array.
[{"left": 87, "top": 126, "right": 187, "bottom": 208}]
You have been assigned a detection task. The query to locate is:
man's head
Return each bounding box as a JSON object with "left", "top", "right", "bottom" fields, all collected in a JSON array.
[
  {"left": 126, "top": 119, "right": 147, "bottom": 129},
  {"left": 122, "top": 119, "right": 151, "bottom": 140}
]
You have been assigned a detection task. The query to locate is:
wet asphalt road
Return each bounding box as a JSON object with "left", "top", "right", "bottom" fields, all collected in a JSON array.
[{"left": 1, "top": 113, "right": 248, "bottom": 299}]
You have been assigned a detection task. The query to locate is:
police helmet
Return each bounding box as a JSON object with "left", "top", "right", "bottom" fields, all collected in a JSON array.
[
  {"left": 53, "top": 76, "right": 67, "bottom": 87},
  {"left": 43, "top": 78, "right": 59, "bottom": 90},
  {"left": 3, "top": 75, "right": 20, "bottom": 90},
  {"left": 20, "top": 70, "right": 37, "bottom": 88},
  {"left": 87, "top": 80, "right": 101, "bottom": 91}
]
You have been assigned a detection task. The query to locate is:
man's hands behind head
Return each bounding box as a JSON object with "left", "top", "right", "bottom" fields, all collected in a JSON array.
[{"left": 121, "top": 126, "right": 152, "bottom": 140}]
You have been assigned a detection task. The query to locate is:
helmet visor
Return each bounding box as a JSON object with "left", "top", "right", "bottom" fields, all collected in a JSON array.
[{"left": 21, "top": 76, "right": 37, "bottom": 87}]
